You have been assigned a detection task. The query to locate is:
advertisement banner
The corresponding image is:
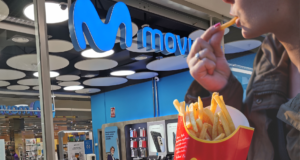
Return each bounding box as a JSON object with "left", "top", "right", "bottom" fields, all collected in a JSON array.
[
  {"left": 166, "top": 122, "right": 178, "bottom": 153},
  {"left": 67, "top": 142, "right": 85, "bottom": 160},
  {"left": 147, "top": 120, "right": 167, "bottom": 157},
  {"left": 105, "top": 126, "right": 120, "bottom": 160},
  {"left": 84, "top": 140, "right": 93, "bottom": 154}
]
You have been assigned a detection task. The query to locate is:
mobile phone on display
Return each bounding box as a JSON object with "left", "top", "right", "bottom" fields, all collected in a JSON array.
[
  {"left": 150, "top": 131, "right": 162, "bottom": 152},
  {"left": 157, "top": 136, "right": 165, "bottom": 152},
  {"left": 173, "top": 132, "right": 176, "bottom": 148}
]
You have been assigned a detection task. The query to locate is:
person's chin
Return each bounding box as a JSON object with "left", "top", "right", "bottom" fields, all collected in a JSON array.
[{"left": 242, "top": 29, "right": 258, "bottom": 39}]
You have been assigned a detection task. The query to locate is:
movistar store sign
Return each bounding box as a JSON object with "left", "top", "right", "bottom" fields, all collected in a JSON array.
[
  {"left": 0, "top": 101, "right": 55, "bottom": 118},
  {"left": 69, "top": 0, "right": 193, "bottom": 55}
]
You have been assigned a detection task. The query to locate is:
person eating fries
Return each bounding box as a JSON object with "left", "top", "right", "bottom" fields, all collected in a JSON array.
[{"left": 185, "top": 0, "right": 300, "bottom": 160}]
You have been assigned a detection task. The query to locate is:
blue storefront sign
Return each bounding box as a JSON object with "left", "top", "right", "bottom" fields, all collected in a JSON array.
[
  {"left": 84, "top": 140, "right": 93, "bottom": 154},
  {"left": 0, "top": 101, "right": 55, "bottom": 118},
  {"left": 69, "top": 0, "right": 193, "bottom": 56}
]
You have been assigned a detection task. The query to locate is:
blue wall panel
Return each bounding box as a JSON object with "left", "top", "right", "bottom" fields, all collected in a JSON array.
[{"left": 157, "top": 71, "right": 194, "bottom": 116}]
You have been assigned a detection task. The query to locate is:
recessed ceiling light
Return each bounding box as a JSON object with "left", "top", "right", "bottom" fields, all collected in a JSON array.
[
  {"left": 110, "top": 70, "right": 135, "bottom": 76},
  {"left": 33, "top": 71, "right": 60, "bottom": 78},
  {"left": 81, "top": 49, "right": 114, "bottom": 58},
  {"left": 132, "top": 55, "right": 150, "bottom": 61},
  {"left": 12, "top": 37, "right": 30, "bottom": 43},
  {"left": 23, "top": 2, "right": 68, "bottom": 24},
  {"left": 64, "top": 86, "right": 84, "bottom": 91}
]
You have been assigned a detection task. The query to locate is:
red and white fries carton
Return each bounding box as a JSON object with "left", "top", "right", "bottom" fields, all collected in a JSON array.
[{"left": 174, "top": 106, "right": 254, "bottom": 160}]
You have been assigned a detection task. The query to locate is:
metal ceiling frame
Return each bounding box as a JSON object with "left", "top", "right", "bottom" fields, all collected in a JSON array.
[{"left": 112, "top": 0, "right": 210, "bottom": 29}]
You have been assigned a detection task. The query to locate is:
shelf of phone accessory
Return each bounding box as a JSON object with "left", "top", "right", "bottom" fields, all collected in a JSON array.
[{"left": 125, "top": 123, "right": 148, "bottom": 160}]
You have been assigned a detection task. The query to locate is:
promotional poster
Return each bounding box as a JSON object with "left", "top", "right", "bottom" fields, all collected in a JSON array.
[
  {"left": 105, "top": 126, "right": 120, "bottom": 160},
  {"left": 67, "top": 142, "right": 85, "bottom": 160},
  {"left": 166, "top": 122, "right": 178, "bottom": 153},
  {"left": 147, "top": 120, "right": 167, "bottom": 156}
]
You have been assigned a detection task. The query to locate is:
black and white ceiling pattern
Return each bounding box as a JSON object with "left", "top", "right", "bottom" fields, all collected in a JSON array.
[{"left": 0, "top": 0, "right": 264, "bottom": 95}]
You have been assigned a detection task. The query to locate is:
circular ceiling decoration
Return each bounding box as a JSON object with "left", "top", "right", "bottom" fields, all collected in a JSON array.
[
  {"left": 7, "top": 54, "right": 69, "bottom": 71},
  {"left": 33, "top": 71, "right": 60, "bottom": 78},
  {"left": 7, "top": 85, "right": 29, "bottom": 91},
  {"left": 189, "top": 28, "right": 229, "bottom": 40},
  {"left": 225, "top": 40, "right": 262, "bottom": 54},
  {"left": 0, "top": 69, "right": 26, "bottom": 80},
  {"left": 83, "top": 77, "right": 127, "bottom": 86},
  {"left": 0, "top": 1, "right": 9, "bottom": 21},
  {"left": 56, "top": 75, "right": 80, "bottom": 81},
  {"left": 48, "top": 39, "right": 73, "bottom": 53},
  {"left": 146, "top": 56, "right": 188, "bottom": 71},
  {"left": 58, "top": 81, "right": 81, "bottom": 87},
  {"left": 17, "top": 79, "right": 39, "bottom": 86},
  {"left": 75, "top": 59, "right": 118, "bottom": 71},
  {"left": 64, "top": 86, "right": 84, "bottom": 91},
  {"left": 23, "top": 2, "right": 68, "bottom": 24},
  {"left": 81, "top": 49, "right": 114, "bottom": 58},
  {"left": 0, "top": 81, "right": 10, "bottom": 87},
  {"left": 126, "top": 37, "right": 155, "bottom": 53},
  {"left": 127, "top": 72, "right": 158, "bottom": 80},
  {"left": 33, "top": 85, "right": 61, "bottom": 91},
  {"left": 110, "top": 70, "right": 135, "bottom": 76},
  {"left": 75, "top": 88, "right": 101, "bottom": 94}
]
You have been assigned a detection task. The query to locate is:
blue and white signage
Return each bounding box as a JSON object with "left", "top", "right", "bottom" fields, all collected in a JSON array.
[
  {"left": 0, "top": 101, "right": 55, "bottom": 118},
  {"left": 69, "top": 0, "right": 193, "bottom": 55}
]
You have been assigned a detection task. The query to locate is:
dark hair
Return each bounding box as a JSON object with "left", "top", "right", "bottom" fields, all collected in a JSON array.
[{"left": 110, "top": 146, "right": 115, "bottom": 151}]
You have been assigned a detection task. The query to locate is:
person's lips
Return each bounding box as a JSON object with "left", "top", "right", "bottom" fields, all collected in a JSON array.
[{"left": 235, "top": 17, "right": 241, "bottom": 27}]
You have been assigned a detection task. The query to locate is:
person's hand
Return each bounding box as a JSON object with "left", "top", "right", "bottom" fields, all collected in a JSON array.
[{"left": 187, "top": 24, "right": 231, "bottom": 92}]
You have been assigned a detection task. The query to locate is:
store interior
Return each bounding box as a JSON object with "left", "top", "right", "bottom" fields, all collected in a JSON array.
[{"left": 0, "top": 0, "right": 265, "bottom": 159}]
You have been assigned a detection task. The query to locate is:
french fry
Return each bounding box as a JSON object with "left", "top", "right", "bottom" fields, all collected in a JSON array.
[
  {"left": 199, "top": 123, "right": 208, "bottom": 139},
  {"left": 218, "top": 123, "right": 225, "bottom": 135},
  {"left": 218, "top": 111, "right": 231, "bottom": 137},
  {"left": 180, "top": 101, "right": 185, "bottom": 115},
  {"left": 189, "top": 104, "right": 198, "bottom": 132},
  {"left": 198, "top": 96, "right": 204, "bottom": 120},
  {"left": 195, "top": 118, "right": 203, "bottom": 131},
  {"left": 207, "top": 123, "right": 213, "bottom": 137},
  {"left": 188, "top": 129, "right": 198, "bottom": 138},
  {"left": 212, "top": 113, "right": 219, "bottom": 139},
  {"left": 220, "top": 17, "right": 238, "bottom": 30},
  {"left": 173, "top": 99, "right": 181, "bottom": 113},
  {"left": 193, "top": 102, "right": 199, "bottom": 120},
  {"left": 214, "top": 95, "right": 236, "bottom": 133},
  {"left": 185, "top": 111, "right": 192, "bottom": 129},
  {"left": 204, "top": 108, "right": 214, "bottom": 124},
  {"left": 213, "top": 133, "right": 225, "bottom": 141},
  {"left": 205, "top": 132, "right": 212, "bottom": 141},
  {"left": 210, "top": 92, "right": 219, "bottom": 114}
]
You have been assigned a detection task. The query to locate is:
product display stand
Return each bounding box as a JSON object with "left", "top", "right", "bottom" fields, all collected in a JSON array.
[
  {"left": 57, "top": 130, "right": 93, "bottom": 160},
  {"left": 25, "top": 138, "right": 37, "bottom": 160}
]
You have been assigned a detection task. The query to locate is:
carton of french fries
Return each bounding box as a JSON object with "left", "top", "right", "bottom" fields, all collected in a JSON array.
[{"left": 173, "top": 92, "right": 254, "bottom": 160}]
